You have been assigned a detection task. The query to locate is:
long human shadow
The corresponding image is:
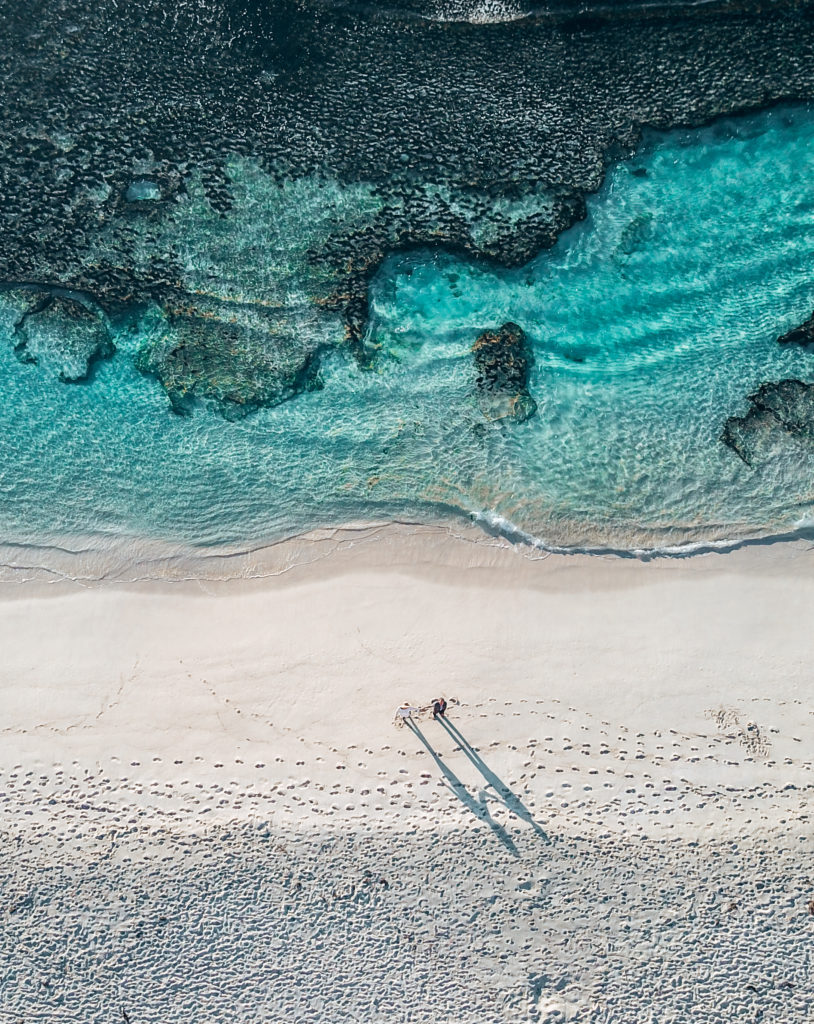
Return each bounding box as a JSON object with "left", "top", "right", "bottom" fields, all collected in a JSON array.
[
  {"left": 438, "top": 716, "right": 550, "bottom": 843},
  {"left": 405, "top": 719, "right": 519, "bottom": 857}
]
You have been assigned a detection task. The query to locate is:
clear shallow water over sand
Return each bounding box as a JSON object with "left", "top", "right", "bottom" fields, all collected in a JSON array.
[{"left": 4, "top": 105, "right": 814, "bottom": 560}]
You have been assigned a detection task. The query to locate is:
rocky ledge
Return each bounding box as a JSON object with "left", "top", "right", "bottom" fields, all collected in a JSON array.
[
  {"left": 778, "top": 313, "right": 814, "bottom": 348},
  {"left": 472, "top": 322, "right": 537, "bottom": 424},
  {"left": 134, "top": 298, "right": 323, "bottom": 418},
  {"left": 0, "top": 287, "right": 114, "bottom": 383},
  {"left": 721, "top": 379, "right": 814, "bottom": 466}
]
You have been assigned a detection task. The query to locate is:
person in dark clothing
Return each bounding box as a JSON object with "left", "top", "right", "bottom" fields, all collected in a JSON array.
[{"left": 432, "top": 697, "right": 447, "bottom": 719}]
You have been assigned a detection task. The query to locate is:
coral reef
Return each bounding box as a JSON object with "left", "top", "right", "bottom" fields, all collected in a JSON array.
[
  {"left": 3, "top": 0, "right": 814, "bottom": 395},
  {"left": 134, "top": 297, "right": 324, "bottom": 417},
  {"left": 472, "top": 321, "right": 537, "bottom": 423},
  {"left": 0, "top": 286, "right": 113, "bottom": 382},
  {"left": 721, "top": 379, "right": 814, "bottom": 466}
]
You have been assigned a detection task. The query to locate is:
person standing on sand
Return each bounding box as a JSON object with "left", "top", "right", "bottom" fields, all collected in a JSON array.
[
  {"left": 396, "top": 701, "right": 418, "bottom": 722},
  {"left": 432, "top": 697, "right": 447, "bottom": 719}
]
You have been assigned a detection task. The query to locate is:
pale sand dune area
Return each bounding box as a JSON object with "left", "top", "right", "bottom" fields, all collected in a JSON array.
[{"left": 0, "top": 526, "right": 812, "bottom": 1022}]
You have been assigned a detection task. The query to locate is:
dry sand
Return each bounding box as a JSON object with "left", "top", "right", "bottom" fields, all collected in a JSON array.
[{"left": 0, "top": 524, "right": 812, "bottom": 1022}]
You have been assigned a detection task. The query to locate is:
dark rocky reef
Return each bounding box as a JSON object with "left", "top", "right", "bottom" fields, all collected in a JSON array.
[
  {"left": 0, "top": 286, "right": 113, "bottom": 382},
  {"left": 134, "top": 298, "right": 322, "bottom": 418},
  {"left": 721, "top": 379, "right": 814, "bottom": 466},
  {"left": 3, "top": 0, "right": 814, "bottom": 365},
  {"left": 778, "top": 311, "right": 814, "bottom": 348},
  {"left": 472, "top": 322, "right": 537, "bottom": 423}
]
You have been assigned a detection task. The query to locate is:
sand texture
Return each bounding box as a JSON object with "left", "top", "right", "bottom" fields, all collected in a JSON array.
[{"left": 0, "top": 526, "right": 812, "bottom": 1022}]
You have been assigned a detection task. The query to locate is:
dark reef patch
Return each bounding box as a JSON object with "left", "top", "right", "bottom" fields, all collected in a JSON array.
[
  {"left": 0, "top": 286, "right": 113, "bottom": 382},
  {"left": 3, "top": 0, "right": 814, "bottom": 400},
  {"left": 472, "top": 322, "right": 537, "bottom": 423},
  {"left": 721, "top": 379, "right": 814, "bottom": 466},
  {"left": 778, "top": 311, "right": 814, "bottom": 348},
  {"left": 134, "top": 299, "right": 323, "bottom": 418}
]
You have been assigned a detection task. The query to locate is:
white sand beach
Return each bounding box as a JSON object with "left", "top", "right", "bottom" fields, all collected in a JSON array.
[{"left": 1, "top": 525, "right": 812, "bottom": 1022}]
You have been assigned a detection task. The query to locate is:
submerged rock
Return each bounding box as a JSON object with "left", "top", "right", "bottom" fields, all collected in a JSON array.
[
  {"left": 472, "top": 321, "right": 537, "bottom": 423},
  {"left": 125, "top": 180, "right": 161, "bottom": 202},
  {"left": 721, "top": 379, "right": 814, "bottom": 466},
  {"left": 1, "top": 287, "right": 113, "bottom": 382},
  {"left": 135, "top": 299, "right": 324, "bottom": 418},
  {"left": 777, "top": 312, "right": 814, "bottom": 348}
]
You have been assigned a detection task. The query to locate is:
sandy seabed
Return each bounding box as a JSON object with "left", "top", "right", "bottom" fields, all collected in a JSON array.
[{"left": 0, "top": 524, "right": 812, "bottom": 1023}]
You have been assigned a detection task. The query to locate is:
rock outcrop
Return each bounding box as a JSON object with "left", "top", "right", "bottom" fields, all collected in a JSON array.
[
  {"left": 721, "top": 379, "right": 814, "bottom": 465},
  {"left": 472, "top": 322, "right": 537, "bottom": 424},
  {"left": 777, "top": 313, "right": 814, "bottom": 348},
  {"left": 134, "top": 299, "right": 324, "bottom": 418},
  {"left": 1, "top": 287, "right": 114, "bottom": 382}
]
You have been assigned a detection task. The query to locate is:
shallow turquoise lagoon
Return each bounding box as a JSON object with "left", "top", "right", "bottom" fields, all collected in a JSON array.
[{"left": 4, "top": 105, "right": 814, "bottom": 559}]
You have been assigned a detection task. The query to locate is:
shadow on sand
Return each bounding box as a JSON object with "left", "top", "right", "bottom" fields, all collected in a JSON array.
[
  {"left": 438, "top": 716, "right": 550, "bottom": 843},
  {"left": 406, "top": 719, "right": 520, "bottom": 857}
]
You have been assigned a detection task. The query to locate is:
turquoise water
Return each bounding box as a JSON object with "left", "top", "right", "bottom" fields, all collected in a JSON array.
[{"left": 4, "top": 105, "right": 814, "bottom": 560}]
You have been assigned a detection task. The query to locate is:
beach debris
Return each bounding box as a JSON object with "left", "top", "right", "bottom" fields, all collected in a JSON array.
[{"left": 472, "top": 321, "right": 537, "bottom": 424}]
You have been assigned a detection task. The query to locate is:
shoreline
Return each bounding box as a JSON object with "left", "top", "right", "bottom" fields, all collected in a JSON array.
[
  {"left": 1, "top": 525, "right": 811, "bottom": 828},
  {"left": 2, "top": 521, "right": 812, "bottom": 1022},
  {"left": 1, "top": 513, "right": 814, "bottom": 593}
]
